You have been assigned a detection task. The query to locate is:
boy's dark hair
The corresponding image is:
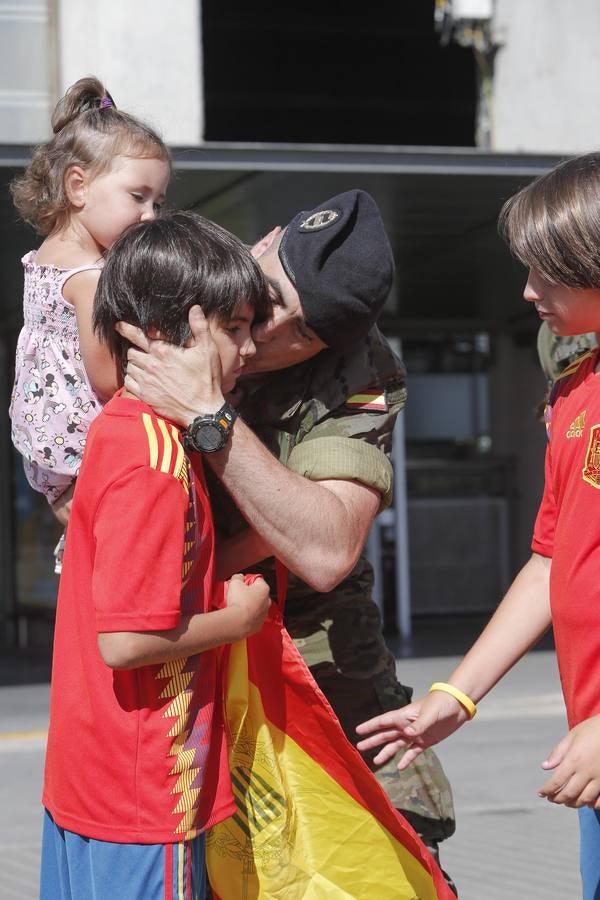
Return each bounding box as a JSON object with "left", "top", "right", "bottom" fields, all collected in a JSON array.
[
  {"left": 11, "top": 76, "right": 171, "bottom": 236},
  {"left": 499, "top": 151, "right": 600, "bottom": 290},
  {"left": 93, "top": 210, "right": 270, "bottom": 364}
]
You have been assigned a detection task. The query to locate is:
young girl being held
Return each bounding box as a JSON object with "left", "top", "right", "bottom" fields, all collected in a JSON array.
[{"left": 9, "top": 76, "right": 171, "bottom": 548}]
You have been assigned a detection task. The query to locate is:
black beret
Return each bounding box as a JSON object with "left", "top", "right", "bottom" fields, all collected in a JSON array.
[{"left": 277, "top": 190, "right": 394, "bottom": 348}]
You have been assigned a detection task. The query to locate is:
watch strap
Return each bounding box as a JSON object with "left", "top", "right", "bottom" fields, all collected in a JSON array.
[{"left": 183, "top": 402, "right": 237, "bottom": 453}]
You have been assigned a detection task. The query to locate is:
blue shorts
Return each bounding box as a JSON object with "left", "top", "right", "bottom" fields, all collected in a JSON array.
[
  {"left": 579, "top": 806, "right": 600, "bottom": 900},
  {"left": 40, "top": 809, "right": 206, "bottom": 900}
]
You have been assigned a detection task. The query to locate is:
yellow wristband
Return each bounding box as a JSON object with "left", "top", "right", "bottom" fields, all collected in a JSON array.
[{"left": 429, "top": 682, "right": 477, "bottom": 720}]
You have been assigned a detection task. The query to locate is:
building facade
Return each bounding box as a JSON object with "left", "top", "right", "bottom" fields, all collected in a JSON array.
[{"left": 1, "top": 0, "right": 597, "bottom": 648}]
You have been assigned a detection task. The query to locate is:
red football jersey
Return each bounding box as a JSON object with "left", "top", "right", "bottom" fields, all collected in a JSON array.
[
  {"left": 43, "top": 391, "right": 234, "bottom": 843},
  {"left": 532, "top": 349, "right": 600, "bottom": 728}
]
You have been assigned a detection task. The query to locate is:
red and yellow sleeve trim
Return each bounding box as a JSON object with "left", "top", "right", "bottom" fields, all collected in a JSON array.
[{"left": 142, "top": 413, "right": 186, "bottom": 482}]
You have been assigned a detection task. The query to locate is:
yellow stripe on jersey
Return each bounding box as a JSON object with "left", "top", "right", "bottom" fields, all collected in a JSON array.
[
  {"left": 142, "top": 413, "right": 186, "bottom": 481},
  {"left": 157, "top": 417, "right": 172, "bottom": 474},
  {"left": 171, "top": 426, "right": 185, "bottom": 480},
  {"left": 142, "top": 413, "right": 159, "bottom": 468},
  {"left": 177, "top": 841, "right": 185, "bottom": 899}
]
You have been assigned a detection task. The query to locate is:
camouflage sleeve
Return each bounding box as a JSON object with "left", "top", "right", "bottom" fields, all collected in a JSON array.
[
  {"left": 537, "top": 322, "right": 598, "bottom": 384},
  {"left": 286, "top": 379, "right": 406, "bottom": 509},
  {"left": 287, "top": 437, "right": 394, "bottom": 507}
]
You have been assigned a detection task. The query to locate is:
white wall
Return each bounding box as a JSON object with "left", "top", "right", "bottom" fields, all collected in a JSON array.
[
  {"left": 492, "top": 0, "right": 600, "bottom": 154},
  {"left": 57, "top": 0, "right": 203, "bottom": 146},
  {"left": 0, "top": 1, "right": 52, "bottom": 143}
]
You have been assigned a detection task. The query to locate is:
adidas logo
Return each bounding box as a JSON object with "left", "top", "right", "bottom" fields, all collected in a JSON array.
[{"left": 567, "top": 410, "right": 586, "bottom": 438}]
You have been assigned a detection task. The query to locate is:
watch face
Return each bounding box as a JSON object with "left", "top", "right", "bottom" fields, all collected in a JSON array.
[
  {"left": 184, "top": 403, "right": 237, "bottom": 453},
  {"left": 195, "top": 421, "right": 226, "bottom": 452}
]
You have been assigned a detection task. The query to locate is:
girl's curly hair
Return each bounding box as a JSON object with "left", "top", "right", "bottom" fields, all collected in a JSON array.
[{"left": 11, "top": 76, "right": 171, "bottom": 236}]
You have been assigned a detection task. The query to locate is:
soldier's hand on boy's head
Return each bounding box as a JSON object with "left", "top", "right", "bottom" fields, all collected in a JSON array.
[
  {"left": 225, "top": 573, "right": 270, "bottom": 639},
  {"left": 115, "top": 306, "right": 224, "bottom": 427},
  {"left": 538, "top": 714, "right": 600, "bottom": 809}
]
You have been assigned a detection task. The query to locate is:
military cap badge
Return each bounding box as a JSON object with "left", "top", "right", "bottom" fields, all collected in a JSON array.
[{"left": 299, "top": 209, "right": 340, "bottom": 232}]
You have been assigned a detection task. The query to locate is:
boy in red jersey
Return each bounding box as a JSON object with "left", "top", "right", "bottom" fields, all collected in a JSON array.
[
  {"left": 356, "top": 151, "right": 600, "bottom": 899},
  {"left": 40, "top": 211, "right": 271, "bottom": 900}
]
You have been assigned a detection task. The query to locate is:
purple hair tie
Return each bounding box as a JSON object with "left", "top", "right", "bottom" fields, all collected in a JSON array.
[{"left": 99, "top": 96, "right": 113, "bottom": 109}]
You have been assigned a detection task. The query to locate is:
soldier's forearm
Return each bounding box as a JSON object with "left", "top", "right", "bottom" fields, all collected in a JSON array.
[
  {"left": 207, "top": 418, "right": 380, "bottom": 591},
  {"left": 215, "top": 526, "right": 271, "bottom": 581}
]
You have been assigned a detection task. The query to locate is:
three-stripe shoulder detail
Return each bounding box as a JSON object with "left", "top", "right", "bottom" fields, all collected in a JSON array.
[{"left": 141, "top": 413, "right": 186, "bottom": 481}]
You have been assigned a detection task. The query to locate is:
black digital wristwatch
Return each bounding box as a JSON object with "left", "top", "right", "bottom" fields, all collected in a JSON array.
[{"left": 182, "top": 402, "right": 237, "bottom": 453}]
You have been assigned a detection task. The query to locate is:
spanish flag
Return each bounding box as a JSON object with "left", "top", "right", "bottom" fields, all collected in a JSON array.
[{"left": 207, "top": 594, "right": 455, "bottom": 899}]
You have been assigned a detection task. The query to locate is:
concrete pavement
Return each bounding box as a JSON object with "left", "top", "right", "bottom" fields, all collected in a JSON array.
[
  {"left": 0, "top": 649, "right": 581, "bottom": 899},
  {"left": 0, "top": 682, "right": 48, "bottom": 900},
  {"left": 398, "top": 651, "right": 580, "bottom": 899}
]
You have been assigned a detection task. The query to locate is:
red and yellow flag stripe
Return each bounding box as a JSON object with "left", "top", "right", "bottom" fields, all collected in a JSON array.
[
  {"left": 346, "top": 391, "right": 388, "bottom": 411},
  {"left": 207, "top": 602, "right": 454, "bottom": 899}
]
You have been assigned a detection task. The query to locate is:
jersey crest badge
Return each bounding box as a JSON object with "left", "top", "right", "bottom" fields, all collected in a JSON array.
[{"left": 583, "top": 424, "right": 600, "bottom": 489}]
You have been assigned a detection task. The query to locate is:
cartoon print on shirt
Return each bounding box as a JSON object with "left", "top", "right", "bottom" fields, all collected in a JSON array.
[
  {"left": 66, "top": 412, "right": 85, "bottom": 434},
  {"left": 24, "top": 376, "right": 43, "bottom": 403},
  {"left": 64, "top": 447, "right": 80, "bottom": 468},
  {"left": 42, "top": 447, "right": 56, "bottom": 468},
  {"left": 74, "top": 396, "right": 96, "bottom": 414},
  {"left": 9, "top": 252, "right": 104, "bottom": 504},
  {"left": 45, "top": 373, "right": 58, "bottom": 397},
  {"left": 64, "top": 373, "right": 81, "bottom": 395}
]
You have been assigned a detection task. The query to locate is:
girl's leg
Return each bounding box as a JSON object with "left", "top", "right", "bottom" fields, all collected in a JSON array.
[{"left": 579, "top": 806, "right": 600, "bottom": 899}]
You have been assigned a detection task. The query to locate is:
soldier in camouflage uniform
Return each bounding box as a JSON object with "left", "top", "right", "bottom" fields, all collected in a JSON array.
[
  {"left": 536, "top": 320, "right": 598, "bottom": 385},
  {"left": 534, "top": 322, "right": 598, "bottom": 424},
  {"left": 209, "top": 324, "right": 456, "bottom": 854},
  {"left": 119, "top": 190, "right": 456, "bottom": 881}
]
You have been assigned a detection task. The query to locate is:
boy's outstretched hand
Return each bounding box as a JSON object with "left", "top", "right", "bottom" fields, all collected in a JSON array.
[
  {"left": 225, "top": 573, "right": 271, "bottom": 639},
  {"left": 356, "top": 691, "right": 471, "bottom": 771},
  {"left": 539, "top": 714, "right": 600, "bottom": 808}
]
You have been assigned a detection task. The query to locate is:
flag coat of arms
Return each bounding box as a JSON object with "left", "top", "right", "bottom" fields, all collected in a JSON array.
[{"left": 207, "top": 580, "right": 455, "bottom": 899}]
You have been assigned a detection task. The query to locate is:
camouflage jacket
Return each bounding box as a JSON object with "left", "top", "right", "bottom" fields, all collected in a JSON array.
[
  {"left": 210, "top": 326, "right": 406, "bottom": 600},
  {"left": 537, "top": 321, "right": 598, "bottom": 385}
]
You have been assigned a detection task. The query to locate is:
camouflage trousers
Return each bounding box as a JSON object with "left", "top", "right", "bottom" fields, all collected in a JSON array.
[{"left": 284, "top": 588, "right": 456, "bottom": 844}]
